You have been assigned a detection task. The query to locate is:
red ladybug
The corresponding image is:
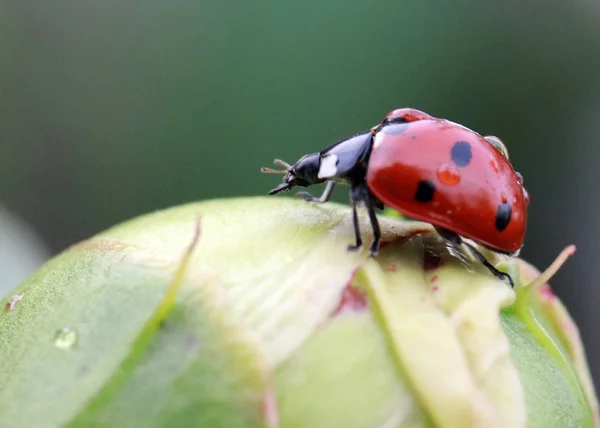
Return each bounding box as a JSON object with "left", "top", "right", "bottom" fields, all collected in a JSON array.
[{"left": 262, "top": 108, "right": 528, "bottom": 286}]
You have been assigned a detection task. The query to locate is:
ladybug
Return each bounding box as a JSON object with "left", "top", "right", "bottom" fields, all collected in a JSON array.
[{"left": 261, "top": 108, "right": 529, "bottom": 287}]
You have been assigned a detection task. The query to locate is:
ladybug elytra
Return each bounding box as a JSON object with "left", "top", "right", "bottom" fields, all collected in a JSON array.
[{"left": 261, "top": 108, "right": 528, "bottom": 287}]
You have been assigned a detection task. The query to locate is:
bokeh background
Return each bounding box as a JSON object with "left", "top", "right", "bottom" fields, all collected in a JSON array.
[{"left": 2, "top": 1, "right": 599, "bottom": 388}]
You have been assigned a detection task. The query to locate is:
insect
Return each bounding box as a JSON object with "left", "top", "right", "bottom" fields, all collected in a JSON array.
[{"left": 261, "top": 108, "right": 529, "bottom": 287}]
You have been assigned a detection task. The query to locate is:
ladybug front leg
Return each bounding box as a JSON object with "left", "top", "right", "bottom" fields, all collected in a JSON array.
[{"left": 295, "top": 181, "right": 337, "bottom": 204}]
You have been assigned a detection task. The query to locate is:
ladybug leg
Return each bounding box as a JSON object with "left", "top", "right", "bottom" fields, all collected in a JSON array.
[
  {"left": 347, "top": 183, "right": 381, "bottom": 255},
  {"left": 463, "top": 242, "right": 515, "bottom": 288},
  {"left": 294, "top": 181, "right": 336, "bottom": 204},
  {"left": 347, "top": 184, "right": 367, "bottom": 252},
  {"left": 347, "top": 202, "right": 363, "bottom": 252},
  {"left": 434, "top": 227, "right": 514, "bottom": 287},
  {"left": 366, "top": 194, "right": 382, "bottom": 256}
]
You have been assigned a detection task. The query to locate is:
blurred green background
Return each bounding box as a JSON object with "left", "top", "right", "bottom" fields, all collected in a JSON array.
[{"left": 1, "top": 0, "right": 600, "bottom": 387}]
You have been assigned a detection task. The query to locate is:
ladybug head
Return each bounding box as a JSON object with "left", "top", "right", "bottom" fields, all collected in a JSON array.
[
  {"left": 379, "top": 108, "right": 435, "bottom": 126},
  {"left": 261, "top": 153, "right": 324, "bottom": 195}
]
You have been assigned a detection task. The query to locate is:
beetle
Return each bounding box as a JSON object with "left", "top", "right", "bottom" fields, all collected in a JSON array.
[{"left": 261, "top": 108, "right": 529, "bottom": 286}]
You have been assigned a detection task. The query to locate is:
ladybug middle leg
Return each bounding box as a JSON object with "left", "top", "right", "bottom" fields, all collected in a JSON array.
[
  {"left": 348, "top": 183, "right": 382, "bottom": 256},
  {"left": 434, "top": 227, "right": 514, "bottom": 287}
]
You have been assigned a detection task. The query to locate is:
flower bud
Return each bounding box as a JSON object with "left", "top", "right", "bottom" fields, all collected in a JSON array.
[{"left": 0, "top": 197, "right": 597, "bottom": 427}]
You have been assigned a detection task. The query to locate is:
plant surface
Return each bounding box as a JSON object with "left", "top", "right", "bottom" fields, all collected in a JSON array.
[{"left": 0, "top": 197, "right": 597, "bottom": 428}]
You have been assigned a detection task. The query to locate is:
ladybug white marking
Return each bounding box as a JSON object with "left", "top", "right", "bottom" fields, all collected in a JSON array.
[{"left": 318, "top": 154, "right": 338, "bottom": 179}]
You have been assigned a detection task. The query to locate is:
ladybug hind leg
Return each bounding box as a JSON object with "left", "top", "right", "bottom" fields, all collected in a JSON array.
[
  {"left": 463, "top": 241, "right": 515, "bottom": 288},
  {"left": 434, "top": 227, "right": 514, "bottom": 287}
]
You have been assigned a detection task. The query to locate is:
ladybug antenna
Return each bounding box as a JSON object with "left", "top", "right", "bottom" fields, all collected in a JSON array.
[
  {"left": 261, "top": 158, "right": 291, "bottom": 174},
  {"left": 261, "top": 167, "right": 288, "bottom": 174},
  {"left": 274, "top": 158, "right": 292, "bottom": 169}
]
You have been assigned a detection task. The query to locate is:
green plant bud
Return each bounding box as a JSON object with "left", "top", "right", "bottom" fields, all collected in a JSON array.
[{"left": 0, "top": 197, "right": 597, "bottom": 428}]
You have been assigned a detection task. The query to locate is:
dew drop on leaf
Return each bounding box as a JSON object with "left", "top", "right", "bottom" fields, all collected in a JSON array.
[{"left": 53, "top": 327, "right": 78, "bottom": 349}]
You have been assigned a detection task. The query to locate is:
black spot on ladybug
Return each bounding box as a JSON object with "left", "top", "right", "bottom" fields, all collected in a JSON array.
[
  {"left": 382, "top": 123, "right": 409, "bottom": 135},
  {"left": 495, "top": 202, "right": 512, "bottom": 232},
  {"left": 451, "top": 141, "right": 472, "bottom": 167},
  {"left": 414, "top": 179, "right": 436, "bottom": 203}
]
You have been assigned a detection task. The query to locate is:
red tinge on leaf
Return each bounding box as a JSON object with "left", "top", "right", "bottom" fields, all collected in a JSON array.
[
  {"left": 385, "top": 264, "right": 398, "bottom": 272},
  {"left": 5, "top": 295, "right": 23, "bottom": 312},
  {"left": 331, "top": 284, "right": 368, "bottom": 316},
  {"left": 379, "top": 228, "right": 430, "bottom": 250},
  {"left": 538, "top": 284, "right": 556, "bottom": 301},
  {"left": 261, "top": 385, "right": 279, "bottom": 428}
]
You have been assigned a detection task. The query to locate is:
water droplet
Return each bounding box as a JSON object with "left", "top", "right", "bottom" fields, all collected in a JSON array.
[
  {"left": 54, "top": 327, "right": 78, "bottom": 349},
  {"left": 5, "top": 294, "right": 23, "bottom": 312},
  {"left": 490, "top": 157, "right": 499, "bottom": 173},
  {"left": 501, "top": 192, "right": 508, "bottom": 203},
  {"left": 437, "top": 164, "right": 461, "bottom": 185},
  {"left": 523, "top": 188, "right": 530, "bottom": 206},
  {"left": 516, "top": 171, "right": 524, "bottom": 185}
]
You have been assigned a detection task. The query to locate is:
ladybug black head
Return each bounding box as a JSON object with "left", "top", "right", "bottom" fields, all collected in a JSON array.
[{"left": 262, "top": 153, "right": 324, "bottom": 195}]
